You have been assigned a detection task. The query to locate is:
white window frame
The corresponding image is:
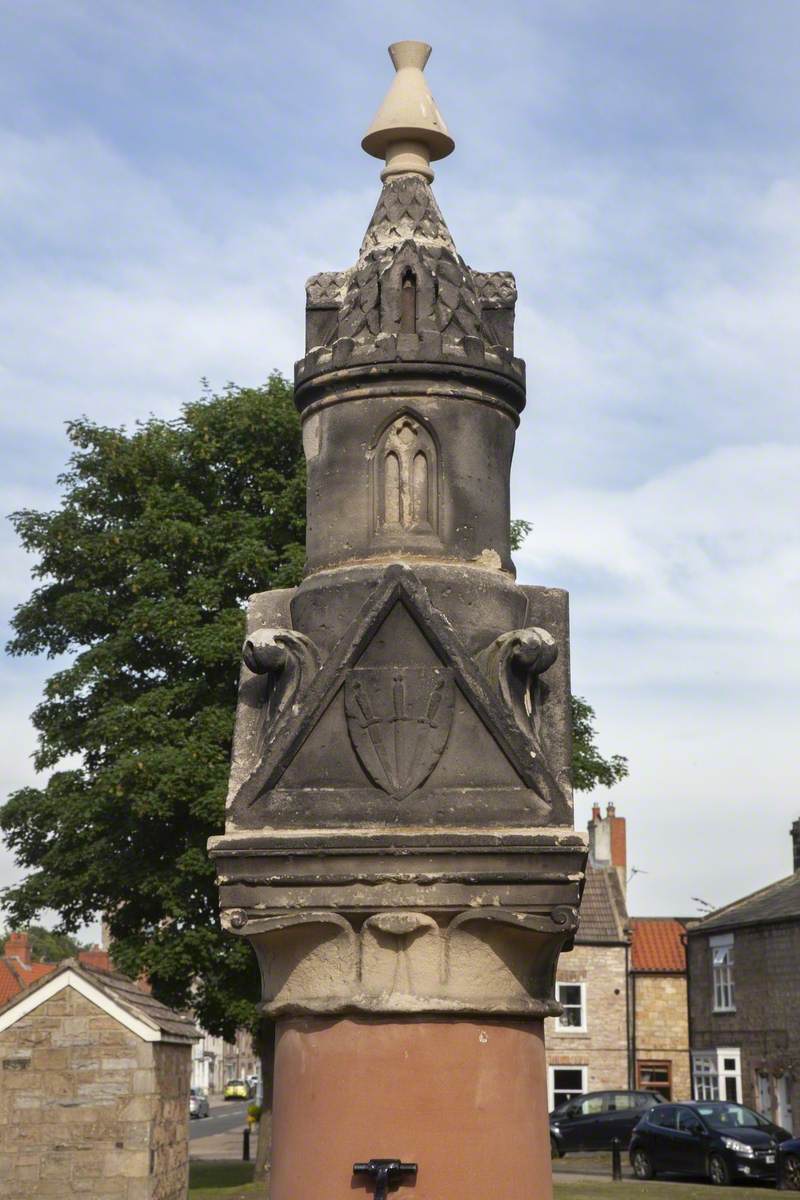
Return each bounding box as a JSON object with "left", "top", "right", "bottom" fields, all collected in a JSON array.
[
  {"left": 548, "top": 1065, "right": 587, "bottom": 1111},
  {"left": 692, "top": 1050, "right": 719, "bottom": 1100},
  {"left": 554, "top": 981, "right": 587, "bottom": 1033},
  {"left": 775, "top": 1073, "right": 793, "bottom": 1130},
  {"left": 692, "top": 1047, "right": 742, "bottom": 1102},
  {"left": 710, "top": 932, "right": 735, "bottom": 1012}
]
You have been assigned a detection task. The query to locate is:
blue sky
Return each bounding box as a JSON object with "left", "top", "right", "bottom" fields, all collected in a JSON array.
[{"left": 1, "top": 1, "right": 799, "bottom": 926}]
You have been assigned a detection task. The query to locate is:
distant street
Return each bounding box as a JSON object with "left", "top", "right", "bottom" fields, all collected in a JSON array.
[{"left": 190, "top": 1099, "right": 250, "bottom": 1140}]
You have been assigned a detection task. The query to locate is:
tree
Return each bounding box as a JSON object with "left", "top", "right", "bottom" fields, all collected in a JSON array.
[
  {"left": 2, "top": 376, "right": 625, "bottom": 1177},
  {"left": 570, "top": 696, "right": 628, "bottom": 792},
  {"left": 22, "top": 925, "right": 87, "bottom": 962},
  {"left": 509, "top": 521, "right": 628, "bottom": 793},
  {"left": 0, "top": 924, "right": 86, "bottom": 962}
]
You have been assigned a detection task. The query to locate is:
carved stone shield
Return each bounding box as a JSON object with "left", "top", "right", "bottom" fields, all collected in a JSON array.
[{"left": 345, "top": 666, "right": 454, "bottom": 799}]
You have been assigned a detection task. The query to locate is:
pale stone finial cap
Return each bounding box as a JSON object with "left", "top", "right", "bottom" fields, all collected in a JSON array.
[{"left": 362, "top": 41, "right": 455, "bottom": 182}]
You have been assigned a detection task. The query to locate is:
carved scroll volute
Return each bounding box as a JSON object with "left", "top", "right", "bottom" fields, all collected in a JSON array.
[
  {"left": 243, "top": 628, "right": 320, "bottom": 734},
  {"left": 477, "top": 627, "right": 557, "bottom": 743}
]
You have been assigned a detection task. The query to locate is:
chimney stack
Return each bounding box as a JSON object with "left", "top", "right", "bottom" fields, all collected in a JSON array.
[
  {"left": 792, "top": 818, "right": 800, "bottom": 873},
  {"left": 588, "top": 803, "right": 627, "bottom": 893},
  {"left": 3, "top": 931, "right": 31, "bottom": 967}
]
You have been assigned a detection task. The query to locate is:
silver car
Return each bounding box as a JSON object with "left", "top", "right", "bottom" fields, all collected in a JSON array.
[{"left": 189, "top": 1087, "right": 210, "bottom": 1119}]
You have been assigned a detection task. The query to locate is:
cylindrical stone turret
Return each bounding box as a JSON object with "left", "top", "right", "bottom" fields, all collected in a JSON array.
[{"left": 211, "top": 42, "right": 587, "bottom": 1200}]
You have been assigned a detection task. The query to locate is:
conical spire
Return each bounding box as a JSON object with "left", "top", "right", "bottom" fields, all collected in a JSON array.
[{"left": 362, "top": 41, "right": 454, "bottom": 181}]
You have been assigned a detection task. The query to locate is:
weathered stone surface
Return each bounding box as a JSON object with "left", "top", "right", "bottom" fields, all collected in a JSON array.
[
  {"left": 0, "top": 987, "right": 192, "bottom": 1200},
  {"left": 212, "top": 44, "right": 586, "bottom": 1052}
]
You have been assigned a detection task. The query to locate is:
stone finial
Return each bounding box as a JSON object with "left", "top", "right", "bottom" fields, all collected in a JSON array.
[{"left": 362, "top": 41, "right": 454, "bottom": 182}]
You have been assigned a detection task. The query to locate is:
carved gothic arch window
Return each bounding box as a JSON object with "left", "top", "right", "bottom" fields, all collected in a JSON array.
[
  {"left": 373, "top": 412, "right": 439, "bottom": 537},
  {"left": 379, "top": 243, "right": 435, "bottom": 336}
]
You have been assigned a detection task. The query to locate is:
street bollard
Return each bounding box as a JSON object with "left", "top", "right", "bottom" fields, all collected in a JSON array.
[
  {"left": 776, "top": 1145, "right": 787, "bottom": 1191},
  {"left": 243, "top": 1126, "right": 251, "bottom": 1163},
  {"left": 611, "top": 1138, "right": 622, "bottom": 1181}
]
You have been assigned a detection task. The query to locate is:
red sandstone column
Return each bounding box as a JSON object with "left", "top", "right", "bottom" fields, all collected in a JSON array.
[{"left": 270, "top": 1018, "right": 553, "bottom": 1200}]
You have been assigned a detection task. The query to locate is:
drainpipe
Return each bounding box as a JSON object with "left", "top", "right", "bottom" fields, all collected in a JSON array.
[
  {"left": 628, "top": 953, "right": 636, "bottom": 1090},
  {"left": 683, "top": 930, "right": 693, "bottom": 1098}
]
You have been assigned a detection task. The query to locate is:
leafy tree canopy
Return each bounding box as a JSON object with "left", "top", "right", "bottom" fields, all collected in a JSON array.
[
  {"left": 1, "top": 924, "right": 86, "bottom": 963},
  {"left": 2, "top": 375, "right": 305, "bottom": 1038},
  {"left": 2, "top": 374, "right": 625, "bottom": 1040}
]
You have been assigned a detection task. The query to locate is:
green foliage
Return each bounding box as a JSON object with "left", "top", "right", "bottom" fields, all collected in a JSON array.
[
  {"left": 509, "top": 518, "right": 533, "bottom": 551},
  {"left": 5, "top": 924, "right": 86, "bottom": 962},
  {"left": 571, "top": 696, "right": 629, "bottom": 792},
  {"left": 1, "top": 375, "right": 305, "bottom": 1038},
  {"left": 2, "top": 383, "right": 625, "bottom": 1041}
]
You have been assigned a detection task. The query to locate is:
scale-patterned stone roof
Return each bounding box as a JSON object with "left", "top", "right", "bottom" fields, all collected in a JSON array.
[
  {"left": 576, "top": 865, "right": 628, "bottom": 944},
  {"left": 630, "top": 917, "right": 687, "bottom": 972},
  {"left": 690, "top": 870, "right": 800, "bottom": 935}
]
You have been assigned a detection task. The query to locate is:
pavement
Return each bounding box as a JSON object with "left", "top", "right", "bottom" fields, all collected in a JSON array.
[{"left": 190, "top": 1099, "right": 257, "bottom": 1161}]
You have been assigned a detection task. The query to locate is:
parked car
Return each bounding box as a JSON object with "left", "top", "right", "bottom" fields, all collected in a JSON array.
[
  {"left": 550, "top": 1090, "right": 665, "bottom": 1155},
  {"left": 223, "top": 1079, "right": 249, "bottom": 1101},
  {"left": 189, "top": 1087, "right": 210, "bottom": 1119},
  {"left": 779, "top": 1137, "right": 800, "bottom": 1191},
  {"left": 629, "top": 1100, "right": 791, "bottom": 1186}
]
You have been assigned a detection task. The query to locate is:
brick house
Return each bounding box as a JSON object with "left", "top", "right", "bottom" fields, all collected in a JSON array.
[
  {"left": 545, "top": 803, "right": 630, "bottom": 1108},
  {"left": 0, "top": 957, "right": 199, "bottom": 1199},
  {"left": 629, "top": 917, "right": 691, "bottom": 1101},
  {"left": 0, "top": 932, "right": 116, "bottom": 1009},
  {"left": 686, "top": 820, "right": 800, "bottom": 1135},
  {"left": 0, "top": 933, "right": 57, "bottom": 1004}
]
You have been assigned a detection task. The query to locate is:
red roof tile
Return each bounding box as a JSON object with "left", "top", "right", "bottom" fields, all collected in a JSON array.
[
  {"left": 630, "top": 918, "right": 687, "bottom": 972},
  {"left": 0, "top": 961, "right": 20, "bottom": 1005},
  {"left": 0, "top": 956, "right": 57, "bottom": 1003}
]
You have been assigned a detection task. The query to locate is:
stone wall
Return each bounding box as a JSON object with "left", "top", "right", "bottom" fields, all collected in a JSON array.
[
  {"left": 689, "top": 920, "right": 800, "bottom": 1133},
  {"left": 633, "top": 973, "right": 691, "bottom": 1100},
  {"left": 0, "top": 984, "right": 191, "bottom": 1199},
  {"left": 151, "top": 1042, "right": 192, "bottom": 1200},
  {"left": 545, "top": 943, "right": 629, "bottom": 1095}
]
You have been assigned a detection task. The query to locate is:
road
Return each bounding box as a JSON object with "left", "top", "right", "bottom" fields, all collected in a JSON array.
[{"left": 190, "top": 1099, "right": 250, "bottom": 1140}]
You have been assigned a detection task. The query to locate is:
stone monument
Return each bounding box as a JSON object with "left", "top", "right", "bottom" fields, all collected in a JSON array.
[{"left": 211, "top": 41, "right": 587, "bottom": 1200}]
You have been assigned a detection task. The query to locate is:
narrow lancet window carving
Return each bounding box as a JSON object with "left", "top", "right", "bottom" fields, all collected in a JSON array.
[
  {"left": 374, "top": 415, "right": 438, "bottom": 536},
  {"left": 400, "top": 269, "right": 417, "bottom": 333},
  {"left": 412, "top": 452, "right": 428, "bottom": 524},
  {"left": 385, "top": 452, "right": 400, "bottom": 525}
]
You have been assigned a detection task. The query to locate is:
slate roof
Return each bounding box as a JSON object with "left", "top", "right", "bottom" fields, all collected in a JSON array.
[
  {"left": 630, "top": 918, "right": 687, "bottom": 972},
  {"left": 689, "top": 870, "right": 800, "bottom": 936},
  {"left": 576, "top": 865, "right": 629, "bottom": 944},
  {"left": 0, "top": 958, "right": 200, "bottom": 1043}
]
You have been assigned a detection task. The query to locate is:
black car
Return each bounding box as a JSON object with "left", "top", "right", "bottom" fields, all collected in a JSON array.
[
  {"left": 550, "top": 1090, "right": 664, "bottom": 1155},
  {"left": 779, "top": 1138, "right": 800, "bottom": 1191},
  {"left": 629, "top": 1100, "right": 792, "bottom": 1186}
]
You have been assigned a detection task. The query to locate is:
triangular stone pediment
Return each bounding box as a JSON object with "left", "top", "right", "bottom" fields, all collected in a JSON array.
[{"left": 232, "top": 566, "right": 563, "bottom": 822}]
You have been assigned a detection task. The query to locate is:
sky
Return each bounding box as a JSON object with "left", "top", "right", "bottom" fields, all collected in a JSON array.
[{"left": 1, "top": 0, "right": 798, "bottom": 930}]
